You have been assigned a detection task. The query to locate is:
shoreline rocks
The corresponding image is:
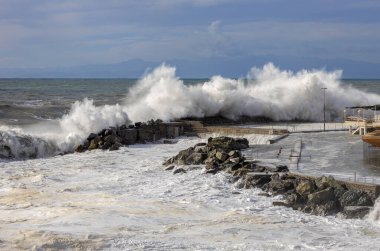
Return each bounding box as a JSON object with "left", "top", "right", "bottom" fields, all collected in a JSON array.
[
  {"left": 75, "top": 119, "right": 184, "bottom": 153},
  {"left": 163, "top": 136, "right": 376, "bottom": 219}
]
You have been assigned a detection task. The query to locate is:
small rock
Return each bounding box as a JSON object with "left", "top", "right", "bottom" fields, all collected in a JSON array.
[
  {"left": 206, "top": 168, "right": 219, "bottom": 174},
  {"left": 173, "top": 168, "right": 186, "bottom": 175},
  {"left": 163, "top": 140, "right": 175, "bottom": 144},
  {"left": 258, "top": 192, "right": 271, "bottom": 197},
  {"left": 275, "top": 165, "right": 289, "bottom": 172},
  {"left": 165, "top": 165, "right": 175, "bottom": 171},
  {"left": 273, "top": 201, "right": 291, "bottom": 207}
]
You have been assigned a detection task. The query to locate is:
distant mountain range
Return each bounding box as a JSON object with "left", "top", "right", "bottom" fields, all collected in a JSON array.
[{"left": 0, "top": 56, "right": 379, "bottom": 79}]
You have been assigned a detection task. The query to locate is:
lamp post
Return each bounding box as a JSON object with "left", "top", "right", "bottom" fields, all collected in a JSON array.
[{"left": 322, "top": 87, "right": 327, "bottom": 131}]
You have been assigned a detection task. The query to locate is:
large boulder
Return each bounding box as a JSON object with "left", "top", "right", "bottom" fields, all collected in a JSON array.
[
  {"left": 264, "top": 175, "right": 295, "bottom": 195},
  {"left": 88, "top": 136, "right": 101, "bottom": 150},
  {"left": 304, "top": 200, "right": 340, "bottom": 216},
  {"left": 296, "top": 180, "right": 315, "bottom": 196},
  {"left": 307, "top": 187, "right": 335, "bottom": 205},
  {"left": 315, "top": 176, "right": 343, "bottom": 190},
  {"left": 215, "top": 150, "right": 229, "bottom": 162},
  {"left": 194, "top": 145, "right": 208, "bottom": 153},
  {"left": 341, "top": 206, "right": 372, "bottom": 219},
  {"left": 207, "top": 137, "right": 249, "bottom": 151},
  {"left": 339, "top": 190, "right": 373, "bottom": 207},
  {"left": 185, "top": 152, "right": 208, "bottom": 165}
]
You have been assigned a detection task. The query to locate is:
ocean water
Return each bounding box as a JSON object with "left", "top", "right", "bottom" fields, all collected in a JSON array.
[{"left": 2, "top": 65, "right": 380, "bottom": 250}]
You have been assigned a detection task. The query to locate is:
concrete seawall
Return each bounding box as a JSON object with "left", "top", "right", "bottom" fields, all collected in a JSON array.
[{"left": 204, "top": 126, "right": 289, "bottom": 136}]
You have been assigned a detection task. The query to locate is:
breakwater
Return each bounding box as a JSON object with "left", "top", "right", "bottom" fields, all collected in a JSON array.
[{"left": 164, "top": 136, "right": 379, "bottom": 219}]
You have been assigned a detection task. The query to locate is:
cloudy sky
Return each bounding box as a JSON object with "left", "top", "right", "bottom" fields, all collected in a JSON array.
[{"left": 0, "top": 0, "right": 380, "bottom": 77}]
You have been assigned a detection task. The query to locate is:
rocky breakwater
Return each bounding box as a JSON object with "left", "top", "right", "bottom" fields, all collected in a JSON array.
[
  {"left": 75, "top": 119, "right": 177, "bottom": 153},
  {"left": 163, "top": 136, "right": 376, "bottom": 219}
]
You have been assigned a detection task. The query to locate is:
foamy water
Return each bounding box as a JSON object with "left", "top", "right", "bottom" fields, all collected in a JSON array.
[{"left": 1, "top": 138, "right": 380, "bottom": 250}]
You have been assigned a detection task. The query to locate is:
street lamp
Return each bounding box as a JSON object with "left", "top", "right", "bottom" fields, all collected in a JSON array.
[{"left": 322, "top": 87, "right": 327, "bottom": 131}]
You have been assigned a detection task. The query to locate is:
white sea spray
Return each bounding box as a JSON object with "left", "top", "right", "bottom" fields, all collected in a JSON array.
[
  {"left": 0, "top": 99, "right": 130, "bottom": 158},
  {"left": 125, "top": 63, "right": 380, "bottom": 122}
]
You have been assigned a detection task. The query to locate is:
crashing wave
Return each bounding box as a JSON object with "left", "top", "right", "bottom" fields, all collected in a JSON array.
[
  {"left": 124, "top": 63, "right": 380, "bottom": 122},
  {"left": 0, "top": 129, "right": 58, "bottom": 159}
]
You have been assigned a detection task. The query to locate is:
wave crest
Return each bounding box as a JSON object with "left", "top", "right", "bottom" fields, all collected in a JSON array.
[{"left": 124, "top": 63, "right": 380, "bottom": 122}]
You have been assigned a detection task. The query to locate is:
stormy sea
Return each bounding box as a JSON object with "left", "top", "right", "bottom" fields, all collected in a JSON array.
[{"left": 2, "top": 63, "right": 380, "bottom": 250}]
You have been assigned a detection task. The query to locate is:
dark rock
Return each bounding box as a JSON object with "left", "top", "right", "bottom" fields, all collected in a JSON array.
[
  {"left": 87, "top": 133, "right": 98, "bottom": 141},
  {"left": 206, "top": 160, "right": 220, "bottom": 171},
  {"left": 275, "top": 165, "right": 289, "bottom": 172},
  {"left": 265, "top": 177, "right": 295, "bottom": 195},
  {"left": 100, "top": 141, "right": 112, "bottom": 150},
  {"left": 88, "top": 136, "right": 101, "bottom": 150},
  {"left": 165, "top": 165, "right": 175, "bottom": 171},
  {"left": 98, "top": 129, "right": 107, "bottom": 137},
  {"left": 186, "top": 153, "right": 208, "bottom": 165},
  {"left": 285, "top": 193, "right": 304, "bottom": 207},
  {"left": 273, "top": 201, "right": 292, "bottom": 207},
  {"left": 334, "top": 187, "right": 347, "bottom": 200},
  {"left": 339, "top": 190, "right": 373, "bottom": 207},
  {"left": 109, "top": 142, "right": 122, "bottom": 151},
  {"left": 173, "top": 168, "right": 186, "bottom": 174},
  {"left": 252, "top": 165, "right": 266, "bottom": 172},
  {"left": 74, "top": 144, "right": 86, "bottom": 153},
  {"left": 104, "top": 129, "right": 113, "bottom": 137},
  {"left": 342, "top": 206, "right": 371, "bottom": 219},
  {"left": 194, "top": 142, "right": 207, "bottom": 147},
  {"left": 163, "top": 140, "right": 175, "bottom": 144},
  {"left": 166, "top": 147, "right": 195, "bottom": 165},
  {"left": 296, "top": 180, "right": 315, "bottom": 196},
  {"left": 223, "top": 162, "right": 242, "bottom": 172},
  {"left": 194, "top": 145, "right": 207, "bottom": 153},
  {"left": 315, "top": 175, "right": 343, "bottom": 190},
  {"left": 163, "top": 157, "right": 175, "bottom": 166},
  {"left": 207, "top": 136, "right": 249, "bottom": 151},
  {"left": 206, "top": 168, "right": 220, "bottom": 174},
  {"left": 307, "top": 187, "right": 335, "bottom": 205},
  {"left": 104, "top": 135, "right": 119, "bottom": 145},
  {"left": 357, "top": 193, "right": 374, "bottom": 206},
  {"left": 258, "top": 192, "right": 271, "bottom": 197},
  {"left": 304, "top": 200, "right": 340, "bottom": 216},
  {"left": 252, "top": 175, "right": 272, "bottom": 188}
]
